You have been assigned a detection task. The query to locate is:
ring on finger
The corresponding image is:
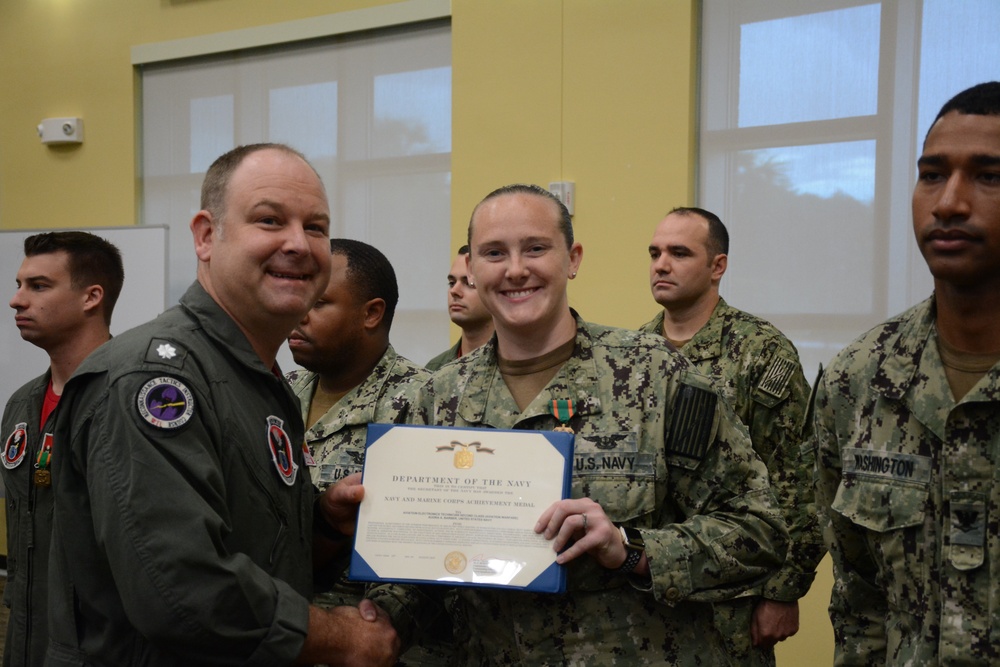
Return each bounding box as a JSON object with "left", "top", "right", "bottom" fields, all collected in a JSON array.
[{"left": 581, "top": 513, "right": 588, "bottom": 532}]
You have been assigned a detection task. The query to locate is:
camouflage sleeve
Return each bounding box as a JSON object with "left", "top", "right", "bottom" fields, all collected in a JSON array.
[
  {"left": 814, "top": 366, "right": 888, "bottom": 666},
  {"left": 364, "top": 378, "right": 447, "bottom": 649},
  {"left": 364, "top": 582, "right": 446, "bottom": 650},
  {"left": 751, "top": 344, "right": 826, "bottom": 601},
  {"left": 645, "top": 373, "right": 790, "bottom": 606}
]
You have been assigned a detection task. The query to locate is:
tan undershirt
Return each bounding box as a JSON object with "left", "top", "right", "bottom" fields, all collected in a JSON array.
[
  {"left": 661, "top": 320, "right": 691, "bottom": 349},
  {"left": 666, "top": 335, "right": 691, "bottom": 350},
  {"left": 498, "top": 337, "right": 576, "bottom": 412},
  {"left": 307, "top": 383, "right": 349, "bottom": 429},
  {"left": 936, "top": 335, "right": 1000, "bottom": 402}
]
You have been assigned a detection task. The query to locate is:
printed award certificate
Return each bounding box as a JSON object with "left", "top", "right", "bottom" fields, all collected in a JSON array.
[{"left": 349, "top": 423, "right": 574, "bottom": 593}]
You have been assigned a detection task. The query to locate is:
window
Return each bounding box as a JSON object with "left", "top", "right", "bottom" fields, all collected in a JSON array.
[
  {"left": 700, "top": 0, "right": 1000, "bottom": 376},
  {"left": 140, "top": 20, "right": 451, "bottom": 367}
]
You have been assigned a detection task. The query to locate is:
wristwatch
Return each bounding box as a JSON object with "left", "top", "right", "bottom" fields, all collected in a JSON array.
[{"left": 616, "top": 525, "right": 645, "bottom": 574}]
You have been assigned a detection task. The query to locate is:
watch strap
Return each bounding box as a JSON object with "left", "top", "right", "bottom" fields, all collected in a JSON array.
[
  {"left": 616, "top": 525, "right": 644, "bottom": 574},
  {"left": 616, "top": 546, "right": 643, "bottom": 574}
]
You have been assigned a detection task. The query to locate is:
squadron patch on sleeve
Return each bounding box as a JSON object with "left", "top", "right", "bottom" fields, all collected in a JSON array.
[
  {"left": 267, "top": 416, "right": 298, "bottom": 486},
  {"left": 137, "top": 377, "right": 195, "bottom": 429},
  {"left": 666, "top": 385, "right": 717, "bottom": 461},
  {"left": 3, "top": 422, "right": 29, "bottom": 469}
]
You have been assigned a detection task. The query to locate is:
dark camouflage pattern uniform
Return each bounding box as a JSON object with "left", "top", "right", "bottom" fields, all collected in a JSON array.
[
  {"left": 641, "top": 299, "right": 824, "bottom": 664},
  {"left": 426, "top": 341, "right": 461, "bottom": 372},
  {"left": 370, "top": 312, "right": 788, "bottom": 666},
  {"left": 815, "top": 297, "right": 1000, "bottom": 665},
  {"left": 288, "top": 346, "right": 449, "bottom": 666},
  {"left": 286, "top": 344, "right": 428, "bottom": 602},
  {"left": 287, "top": 345, "right": 428, "bottom": 496}
]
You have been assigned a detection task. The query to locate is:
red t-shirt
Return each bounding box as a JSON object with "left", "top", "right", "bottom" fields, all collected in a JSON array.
[{"left": 40, "top": 380, "right": 60, "bottom": 430}]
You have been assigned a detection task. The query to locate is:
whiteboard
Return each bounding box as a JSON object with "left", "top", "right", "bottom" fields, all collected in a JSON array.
[{"left": 0, "top": 226, "right": 168, "bottom": 412}]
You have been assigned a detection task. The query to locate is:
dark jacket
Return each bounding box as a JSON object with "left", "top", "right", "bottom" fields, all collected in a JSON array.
[
  {"left": 2, "top": 371, "right": 53, "bottom": 667},
  {"left": 47, "top": 282, "right": 313, "bottom": 667}
]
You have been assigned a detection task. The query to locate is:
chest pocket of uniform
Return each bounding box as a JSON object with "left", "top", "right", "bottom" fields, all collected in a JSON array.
[
  {"left": 831, "top": 475, "right": 930, "bottom": 606},
  {"left": 314, "top": 445, "right": 364, "bottom": 487},
  {"left": 572, "top": 430, "right": 656, "bottom": 524},
  {"left": 833, "top": 447, "right": 931, "bottom": 531},
  {"left": 831, "top": 474, "right": 928, "bottom": 531}
]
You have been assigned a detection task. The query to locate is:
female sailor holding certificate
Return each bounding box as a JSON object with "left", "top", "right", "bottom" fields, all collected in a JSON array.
[{"left": 366, "top": 184, "right": 788, "bottom": 665}]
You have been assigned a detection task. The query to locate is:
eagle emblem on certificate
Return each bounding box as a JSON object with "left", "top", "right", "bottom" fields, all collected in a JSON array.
[{"left": 436, "top": 440, "right": 494, "bottom": 469}]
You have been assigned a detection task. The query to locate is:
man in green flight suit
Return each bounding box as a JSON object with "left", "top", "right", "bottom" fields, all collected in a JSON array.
[
  {"left": 46, "top": 144, "right": 398, "bottom": 666},
  {"left": 3, "top": 232, "right": 122, "bottom": 667}
]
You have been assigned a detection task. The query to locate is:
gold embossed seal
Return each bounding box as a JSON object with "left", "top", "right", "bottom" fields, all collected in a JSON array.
[{"left": 444, "top": 551, "right": 468, "bottom": 574}]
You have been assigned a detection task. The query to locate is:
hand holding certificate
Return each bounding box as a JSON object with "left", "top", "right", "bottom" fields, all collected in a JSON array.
[{"left": 350, "top": 424, "right": 574, "bottom": 593}]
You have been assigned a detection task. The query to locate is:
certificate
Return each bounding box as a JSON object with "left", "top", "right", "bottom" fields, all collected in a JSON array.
[{"left": 350, "top": 424, "right": 574, "bottom": 593}]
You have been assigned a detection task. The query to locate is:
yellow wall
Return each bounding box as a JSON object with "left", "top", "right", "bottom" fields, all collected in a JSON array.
[
  {"left": 452, "top": 0, "right": 698, "bottom": 328},
  {"left": 0, "top": 0, "right": 693, "bottom": 329},
  {"left": 0, "top": 0, "right": 833, "bottom": 664},
  {"left": 0, "top": 0, "right": 397, "bottom": 232}
]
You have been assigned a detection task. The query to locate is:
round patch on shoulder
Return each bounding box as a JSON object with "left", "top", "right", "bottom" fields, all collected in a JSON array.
[
  {"left": 3, "top": 422, "right": 29, "bottom": 469},
  {"left": 267, "top": 416, "right": 298, "bottom": 486},
  {"left": 137, "top": 377, "right": 195, "bottom": 429}
]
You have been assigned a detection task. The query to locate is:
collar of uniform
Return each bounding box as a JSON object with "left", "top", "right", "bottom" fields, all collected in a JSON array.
[
  {"left": 4, "top": 370, "right": 52, "bottom": 437},
  {"left": 325, "top": 346, "right": 401, "bottom": 431},
  {"left": 909, "top": 299, "right": 1000, "bottom": 407},
  {"left": 293, "top": 346, "right": 403, "bottom": 441},
  {"left": 27, "top": 369, "right": 53, "bottom": 398},
  {"left": 178, "top": 281, "right": 272, "bottom": 375},
  {"left": 286, "top": 369, "right": 317, "bottom": 427},
  {"left": 456, "top": 310, "right": 603, "bottom": 426},
  {"left": 638, "top": 309, "right": 664, "bottom": 336},
  {"left": 639, "top": 300, "right": 727, "bottom": 361},
  {"left": 872, "top": 296, "right": 935, "bottom": 401},
  {"left": 680, "top": 297, "right": 730, "bottom": 362},
  {"left": 875, "top": 296, "right": 1000, "bottom": 440},
  {"left": 960, "top": 360, "right": 1000, "bottom": 403}
]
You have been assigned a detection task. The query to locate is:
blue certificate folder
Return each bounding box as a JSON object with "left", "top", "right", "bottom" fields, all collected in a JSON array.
[{"left": 350, "top": 423, "right": 574, "bottom": 593}]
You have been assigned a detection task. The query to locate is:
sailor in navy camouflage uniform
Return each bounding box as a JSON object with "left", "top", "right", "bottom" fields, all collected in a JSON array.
[
  {"left": 368, "top": 184, "right": 788, "bottom": 666},
  {"left": 815, "top": 82, "right": 1000, "bottom": 665},
  {"left": 285, "top": 238, "right": 448, "bottom": 665},
  {"left": 641, "top": 207, "right": 823, "bottom": 664},
  {"left": 425, "top": 245, "right": 494, "bottom": 371}
]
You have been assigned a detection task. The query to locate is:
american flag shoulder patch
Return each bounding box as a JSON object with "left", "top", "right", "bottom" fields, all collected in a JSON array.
[
  {"left": 666, "top": 384, "right": 717, "bottom": 460},
  {"left": 757, "top": 356, "right": 795, "bottom": 400}
]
